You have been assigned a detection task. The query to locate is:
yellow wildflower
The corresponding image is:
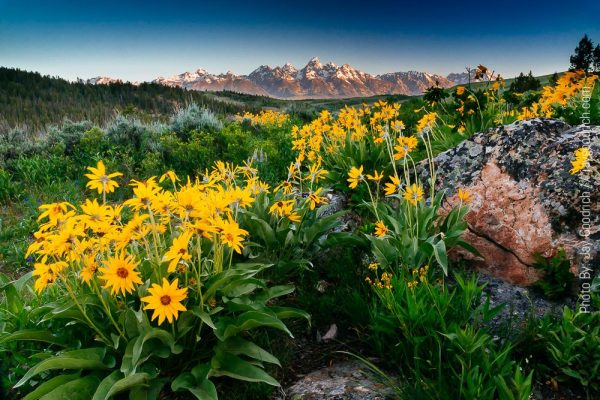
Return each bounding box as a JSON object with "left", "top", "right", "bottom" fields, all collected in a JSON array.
[{"left": 141, "top": 278, "right": 187, "bottom": 325}]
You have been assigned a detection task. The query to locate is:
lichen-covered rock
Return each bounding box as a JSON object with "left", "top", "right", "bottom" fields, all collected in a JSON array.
[
  {"left": 420, "top": 119, "right": 599, "bottom": 285},
  {"left": 283, "top": 361, "right": 394, "bottom": 400}
]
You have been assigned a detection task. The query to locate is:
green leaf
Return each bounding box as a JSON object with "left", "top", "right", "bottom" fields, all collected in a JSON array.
[
  {"left": 254, "top": 285, "right": 295, "bottom": 303},
  {"left": 23, "top": 373, "right": 80, "bottom": 400},
  {"left": 191, "top": 308, "right": 217, "bottom": 330},
  {"left": 215, "top": 310, "right": 292, "bottom": 340},
  {"left": 220, "top": 337, "right": 280, "bottom": 366},
  {"left": 0, "top": 329, "right": 64, "bottom": 346},
  {"left": 456, "top": 240, "right": 482, "bottom": 258},
  {"left": 92, "top": 371, "right": 122, "bottom": 400},
  {"left": 105, "top": 373, "right": 150, "bottom": 399},
  {"left": 249, "top": 215, "right": 277, "bottom": 246},
  {"left": 172, "top": 365, "right": 217, "bottom": 400},
  {"left": 427, "top": 239, "right": 448, "bottom": 275},
  {"left": 269, "top": 306, "right": 311, "bottom": 323},
  {"left": 38, "top": 375, "right": 100, "bottom": 400},
  {"left": 15, "top": 348, "right": 108, "bottom": 388},
  {"left": 211, "top": 351, "right": 279, "bottom": 386},
  {"left": 131, "top": 328, "right": 182, "bottom": 369}
]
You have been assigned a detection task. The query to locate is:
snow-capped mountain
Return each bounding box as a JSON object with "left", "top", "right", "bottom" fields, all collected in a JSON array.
[
  {"left": 87, "top": 77, "right": 140, "bottom": 86},
  {"left": 87, "top": 76, "right": 123, "bottom": 85},
  {"left": 92, "top": 58, "right": 472, "bottom": 99}
]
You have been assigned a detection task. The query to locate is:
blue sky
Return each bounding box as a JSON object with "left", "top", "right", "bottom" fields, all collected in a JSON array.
[{"left": 1, "top": 0, "right": 599, "bottom": 81}]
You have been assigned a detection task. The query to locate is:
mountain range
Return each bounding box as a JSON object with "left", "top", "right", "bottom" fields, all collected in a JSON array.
[{"left": 89, "top": 57, "right": 478, "bottom": 99}]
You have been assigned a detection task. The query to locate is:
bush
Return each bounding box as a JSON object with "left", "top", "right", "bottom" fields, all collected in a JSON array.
[
  {"left": 170, "top": 104, "right": 223, "bottom": 140},
  {"left": 47, "top": 119, "right": 93, "bottom": 155}
]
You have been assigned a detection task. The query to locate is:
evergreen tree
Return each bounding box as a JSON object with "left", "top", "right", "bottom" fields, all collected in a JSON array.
[
  {"left": 570, "top": 34, "right": 594, "bottom": 72},
  {"left": 509, "top": 71, "right": 541, "bottom": 93},
  {"left": 550, "top": 72, "right": 559, "bottom": 86},
  {"left": 593, "top": 44, "right": 600, "bottom": 73}
]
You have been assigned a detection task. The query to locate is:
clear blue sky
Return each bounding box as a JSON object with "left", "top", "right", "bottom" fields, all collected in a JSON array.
[{"left": 1, "top": 0, "right": 599, "bottom": 81}]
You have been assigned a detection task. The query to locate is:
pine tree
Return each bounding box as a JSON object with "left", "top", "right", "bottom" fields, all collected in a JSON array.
[
  {"left": 593, "top": 44, "right": 600, "bottom": 73},
  {"left": 570, "top": 34, "right": 594, "bottom": 72}
]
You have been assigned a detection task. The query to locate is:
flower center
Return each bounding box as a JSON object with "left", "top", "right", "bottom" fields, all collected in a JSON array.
[
  {"left": 277, "top": 201, "right": 283, "bottom": 207},
  {"left": 225, "top": 233, "right": 234, "bottom": 242},
  {"left": 160, "top": 295, "right": 171, "bottom": 305},
  {"left": 116, "top": 267, "right": 129, "bottom": 278}
]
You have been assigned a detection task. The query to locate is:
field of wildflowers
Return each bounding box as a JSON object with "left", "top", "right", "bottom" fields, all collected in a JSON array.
[{"left": 1, "top": 69, "right": 599, "bottom": 399}]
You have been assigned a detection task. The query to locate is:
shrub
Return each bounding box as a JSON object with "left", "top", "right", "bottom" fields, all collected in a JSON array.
[
  {"left": 170, "top": 104, "right": 223, "bottom": 140},
  {"left": 515, "top": 305, "right": 600, "bottom": 397},
  {"left": 47, "top": 119, "right": 93, "bottom": 155},
  {"left": 532, "top": 249, "right": 575, "bottom": 300}
]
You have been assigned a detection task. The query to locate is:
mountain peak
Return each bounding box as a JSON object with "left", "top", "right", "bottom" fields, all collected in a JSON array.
[
  {"left": 153, "top": 58, "right": 466, "bottom": 99},
  {"left": 306, "top": 57, "right": 322, "bottom": 68}
]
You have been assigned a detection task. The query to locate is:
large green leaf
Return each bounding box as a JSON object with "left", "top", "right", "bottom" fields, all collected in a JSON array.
[
  {"left": 172, "top": 364, "right": 217, "bottom": 400},
  {"left": 211, "top": 351, "right": 279, "bottom": 386},
  {"left": 15, "top": 348, "right": 109, "bottom": 388},
  {"left": 430, "top": 239, "right": 448, "bottom": 275},
  {"left": 215, "top": 310, "right": 291, "bottom": 340},
  {"left": 105, "top": 373, "right": 150, "bottom": 399},
  {"left": 92, "top": 371, "right": 121, "bottom": 400},
  {"left": 23, "top": 373, "right": 80, "bottom": 400},
  {"left": 38, "top": 375, "right": 100, "bottom": 400},
  {"left": 0, "top": 329, "right": 64, "bottom": 346},
  {"left": 219, "top": 337, "right": 280, "bottom": 366},
  {"left": 191, "top": 307, "right": 217, "bottom": 329},
  {"left": 254, "top": 285, "right": 295, "bottom": 303},
  {"left": 131, "top": 328, "right": 182, "bottom": 370}
]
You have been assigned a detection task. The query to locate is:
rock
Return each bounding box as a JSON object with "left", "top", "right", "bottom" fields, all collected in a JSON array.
[
  {"left": 420, "top": 119, "right": 599, "bottom": 285},
  {"left": 283, "top": 361, "right": 394, "bottom": 400},
  {"left": 475, "top": 273, "right": 575, "bottom": 337}
]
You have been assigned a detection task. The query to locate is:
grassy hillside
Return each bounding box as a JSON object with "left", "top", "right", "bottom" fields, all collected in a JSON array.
[
  {"left": 0, "top": 67, "right": 415, "bottom": 133},
  {"left": 0, "top": 67, "right": 263, "bottom": 133},
  {"left": 451, "top": 72, "right": 563, "bottom": 91}
]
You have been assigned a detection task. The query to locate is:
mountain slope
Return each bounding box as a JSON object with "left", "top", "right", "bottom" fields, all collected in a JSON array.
[
  {"left": 0, "top": 67, "right": 259, "bottom": 133},
  {"left": 154, "top": 57, "right": 458, "bottom": 99}
]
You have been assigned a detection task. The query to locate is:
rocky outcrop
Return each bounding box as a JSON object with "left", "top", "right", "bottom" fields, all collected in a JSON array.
[
  {"left": 421, "top": 119, "right": 599, "bottom": 285},
  {"left": 282, "top": 361, "right": 394, "bottom": 400}
]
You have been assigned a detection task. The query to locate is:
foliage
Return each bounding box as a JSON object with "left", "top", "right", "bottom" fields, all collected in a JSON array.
[
  {"left": 570, "top": 34, "right": 597, "bottom": 72},
  {"left": 2, "top": 161, "right": 316, "bottom": 399},
  {"left": 366, "top": 271, "right": 530, "bottom": 399},
  {"left": 0, "top": 67, "right": 259, "bottom": 133},
  {"left": 517, "top": 70, "right": 598, "bottom": 121},
  {"left": 170, "top": 104, "right": 224, "bottom": 140},
  {"left": 508, "top": 71, "right": 542, "bottom": 94},
  {"left": 515, "top": 305, "right": 600, "bottom": 397},
  {"left": 531, "top": 249, "right": 574, "bottom": 300}
]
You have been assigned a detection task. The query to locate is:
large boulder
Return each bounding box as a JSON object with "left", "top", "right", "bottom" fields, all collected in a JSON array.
[
  {"left": 421, "top": 119, "right": 599, "bottom": 285},
  {"left": 283, "top": 361, "right": 393, "bottom": 400}
]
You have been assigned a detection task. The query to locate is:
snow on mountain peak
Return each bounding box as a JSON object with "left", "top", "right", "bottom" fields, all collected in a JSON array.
[{"left": 151, "top": 58, "right": 471, "bottom": 99}]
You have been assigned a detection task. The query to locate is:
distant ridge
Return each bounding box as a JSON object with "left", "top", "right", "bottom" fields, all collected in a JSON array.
[{"left": 151, "top": 57, "right": 463, "bottom": 99}]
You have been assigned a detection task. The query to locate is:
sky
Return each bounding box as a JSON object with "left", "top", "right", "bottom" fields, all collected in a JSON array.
[{"left": 1, "top": 0, "right": 599, "bottom": 82}]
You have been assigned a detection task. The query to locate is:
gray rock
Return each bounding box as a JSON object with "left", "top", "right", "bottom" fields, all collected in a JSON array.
[{"left": 282, "top": 361, "right": 395, "bottom": 400}]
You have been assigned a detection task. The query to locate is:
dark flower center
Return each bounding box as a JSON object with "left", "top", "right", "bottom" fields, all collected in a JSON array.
[
  {"left": 160, "top": 295, "right": 171, "bottom": 305},
  {"left": 116, "top": 267, "right": 129, "bottom": 278}
]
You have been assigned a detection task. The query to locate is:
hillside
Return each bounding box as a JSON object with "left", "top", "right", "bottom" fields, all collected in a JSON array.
[
  {"left": 0, "top": 67, "right": 416, "bottom": 133},
  {"left": 0, "top": 67, "right": 261, "bottom": 133}
]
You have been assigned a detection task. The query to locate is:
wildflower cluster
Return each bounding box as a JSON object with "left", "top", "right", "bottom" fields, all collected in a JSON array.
[
  {"left": 18, "top": 158, "right": 317, "bottom": 397},
  {"left": 518, "top": 70, "right": 598, "bottom": 120},
  {"left": 364, "top": 263, "right": 393, "bottom": 290},
  {"left": 28, "top": 161, "right": 273, "bottom": 327},
  {"left": 236, "top": 109, "right": 290, "bottom": 127}
]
